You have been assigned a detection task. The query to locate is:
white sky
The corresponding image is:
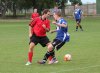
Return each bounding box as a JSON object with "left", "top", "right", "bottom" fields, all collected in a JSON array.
[
  {"left": 81, "top": 0, "right": 96, "bottom": 4},
  {"left": 68, "top": 0, "right": 96, "bottom": 4}
]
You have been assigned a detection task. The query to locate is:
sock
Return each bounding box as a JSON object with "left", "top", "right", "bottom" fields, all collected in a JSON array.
[
  {"left": 79, "top": 25, "right": 83, "bottom": 30},
  {"left": 43, "top": 50, "right": 55, "bottom": 61},
  {"left": 76, "top": 26, "right": 78, "bottom": 31},
  {"left": 28, "top": 52, "right": 33, "bottom": 63},
  {"left": 48, "top": 50, "right": 55, "bottom": 61},
  {"left": 50, "top": 50, "right": 55, "bottom": 58},
  {"left": 43, "top": 51, "right": 51, "bottom": 61},
  {"left": 48, "top": 56, "right": 52, "bottom": 61}
]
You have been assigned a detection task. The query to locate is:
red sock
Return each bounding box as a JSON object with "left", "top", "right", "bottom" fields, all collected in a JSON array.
[
  {"left": 48, "top": 56, "right": 52, "bottom": 61},
  {"left": 28, "top": 52, "right": 33, "bottom": 62}
]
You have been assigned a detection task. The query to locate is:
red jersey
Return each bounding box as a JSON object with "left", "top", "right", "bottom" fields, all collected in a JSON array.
[
  {"left": 31, "top": 13, "right": 39, "bottom": 19},
  {"left": 29, "top": 17, "right": 50, "bottom": 37}
]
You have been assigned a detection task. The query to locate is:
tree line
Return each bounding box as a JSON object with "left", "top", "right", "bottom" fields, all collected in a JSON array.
[{"left": 0, "top": 0, "right": 82, "bottom": 18}]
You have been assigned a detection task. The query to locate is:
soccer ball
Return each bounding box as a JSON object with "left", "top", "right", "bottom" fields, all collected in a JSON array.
[{"left": 64, "top": 54, "right": 72, "bottom": 61}]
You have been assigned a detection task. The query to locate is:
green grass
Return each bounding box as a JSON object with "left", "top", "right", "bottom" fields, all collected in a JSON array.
[{"left": 0, "top": 17, "right": 100, "bottom": 73}]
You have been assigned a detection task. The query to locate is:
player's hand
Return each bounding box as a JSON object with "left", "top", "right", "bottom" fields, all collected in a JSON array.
[
  {"left": 42, "top": 24, "right": 49, "bottom": 32},
  {"left": 42, "top": 24, "right": 46, "bottom": 29},
  {"left": 52, "top": 21, "right": 57, "bottom": 25},
  {"left": 50, "top": 30, "right": 56, "bottom": 34},
  {"left": 29, "top": 33, "right": 32, "bottom": 38},
  {"left": 50, "top": 30, "right": 54, "bottom": 33}
]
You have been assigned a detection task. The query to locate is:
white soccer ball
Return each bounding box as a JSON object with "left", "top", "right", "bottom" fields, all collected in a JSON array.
[{"left": 64, "top": 54, "right": 72, "bottom": 61}]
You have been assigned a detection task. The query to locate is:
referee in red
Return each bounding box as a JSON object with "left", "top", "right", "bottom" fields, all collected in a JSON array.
[{"left": 25, "top": 9, "right": 52, "bottom": 65}]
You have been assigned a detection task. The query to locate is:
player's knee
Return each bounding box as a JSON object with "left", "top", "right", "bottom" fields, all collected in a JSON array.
[
  {"left": 47, "top": 43, "right": 53, "bottom": 52},
  {"left": 29, "top": 42, "right": 35, "bottom": 51}
]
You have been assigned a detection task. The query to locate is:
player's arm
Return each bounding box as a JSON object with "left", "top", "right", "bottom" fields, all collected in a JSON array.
[
  {"left": 28, "top": 18, "right": 37, "bottom": 37},
  {"left": 73, "top": 12, "right": 75, "bottom": 19},
  {"left": 29, "top": 26, "right": 32, "bottom": 37},
  {"left": 29, "top": 22, "right": 32, "bottom": 37},
  {"left": 52, "top": 21, "right": 67, "bottom": 28},
  {"left": 80, "top": 10, "right": 84, "bottom": 19},
  {"left": 57, "top": 23, "right": 67, "bottom": 28},
  {"left": 42, "top": 24, "right": 50, "bottom": 32},
  {"left": 50, "top": 30, "right": 57, "bottom": 33},
  {"left": 42, "top": 20, "right": 50, "bottom": 32}
]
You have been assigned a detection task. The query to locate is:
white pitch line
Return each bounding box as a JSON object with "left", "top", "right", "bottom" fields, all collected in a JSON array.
[{"left": 50, "top": 65, "right": 100, "bottom": 73}]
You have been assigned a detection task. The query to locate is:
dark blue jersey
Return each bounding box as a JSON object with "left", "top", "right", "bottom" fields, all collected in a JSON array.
[
  {"left": 74, "top": 8, "right": 82, "bottom": 19},
  {"left": 56, "top": 18, "right": 70, "bottom": 42}
]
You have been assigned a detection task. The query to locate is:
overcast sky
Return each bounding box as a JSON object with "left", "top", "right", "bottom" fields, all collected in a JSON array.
[
  {"left": 81, "top": 0, "right": 96, "bottom": 4},
  {"left": 68, "top": 0, "right": 96, "bottom": 4}
]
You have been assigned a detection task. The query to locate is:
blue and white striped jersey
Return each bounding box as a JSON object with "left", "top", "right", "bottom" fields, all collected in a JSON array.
[
  {"left": 74, "top": 8, "right": 82, "bottom": 19},
  {"left": 56, "top": 18, "right": 70, "bottom": 42}
]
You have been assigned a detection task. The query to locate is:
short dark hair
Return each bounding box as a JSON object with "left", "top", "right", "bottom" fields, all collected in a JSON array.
[{"left": 42, "top": 9, "right": 50, "bottom": 15}]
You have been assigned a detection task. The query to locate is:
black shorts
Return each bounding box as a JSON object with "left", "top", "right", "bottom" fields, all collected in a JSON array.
[
  {"left": 30, "top": 34, "right": 50, "bottom": 47},
  {"left": 76, "top": 19, "right": 81, "bottom": 24},
  {"left": 52, "top": 39, "right": 66, "bottom": 51}
]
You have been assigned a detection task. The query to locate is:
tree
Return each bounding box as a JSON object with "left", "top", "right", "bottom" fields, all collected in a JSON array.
[
  {"left": 31, "top": 0, "right": 55, "bottom": 14},
  {"left": 69, "top": 0, "right": 82, "bottom": 11},
  {"left": 11, "top": 0, "right": 33, "bottom": 17},
  {"left": 0, "top": 0, "right": 68, "bottom": 18},
  {"left": 18, "top": 0, "right": 33, "bottom": 16},
  {"left": 55, "top": 0, "right": 68, "bottom": 16},
  {"left": 0, "top": 0, "right": 8, "bottom": 18},
  {"left": 69, "top": 0, "right": 82, "bottom": 5}
]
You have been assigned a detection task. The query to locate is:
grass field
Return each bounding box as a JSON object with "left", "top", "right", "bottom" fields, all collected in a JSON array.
[{"left": 0, "top": 17, "right": 100, "bottom": 73}]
